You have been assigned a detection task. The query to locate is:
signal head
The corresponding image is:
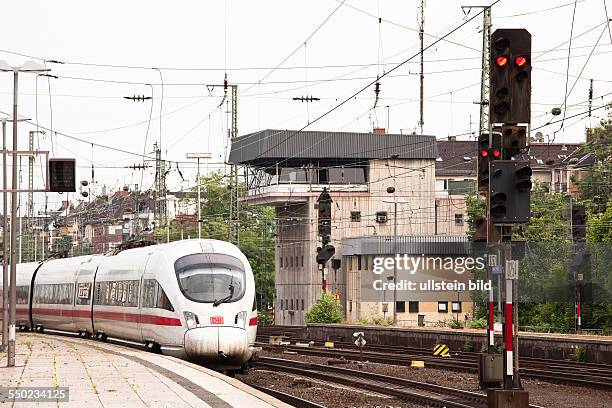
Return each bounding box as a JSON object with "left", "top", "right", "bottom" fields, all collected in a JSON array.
[
  {"left": 496, "top": 56, "right": 509, "bottom": 67},
  {"left": 492, "top": 149, "right": 501, "bottom": 158},
  {"left": 515, "top": 56, "right": 527, "bottom": 67},
  {"left": 481, "top": 149, "right": 489, "bottom": 158}
]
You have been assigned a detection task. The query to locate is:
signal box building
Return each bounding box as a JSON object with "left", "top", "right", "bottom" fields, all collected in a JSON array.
[{"left": 229, "top": 129, "right": 472, "bottom": 325}]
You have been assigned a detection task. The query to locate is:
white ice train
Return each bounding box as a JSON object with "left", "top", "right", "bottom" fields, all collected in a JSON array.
[{"left": 0, "top": 239, "right": 258, "bottom": 373}]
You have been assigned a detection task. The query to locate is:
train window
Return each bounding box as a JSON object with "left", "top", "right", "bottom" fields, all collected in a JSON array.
[
  {"left": 157, "top": 286, "right": 174, "bottom": 312},
  {"left": 16, "top": 286, "right": 29, "bottom": 304},
  {"left": 174, "top": 253, "right": 246, "bottom": 304},
  {"left": 142, "top": 279, "right": 158, "bottom": 308},
  {"left": 33, "top": 283, "right": 73, "bottom": 305},
  {"left": 95, "top": 280, "right": 139, "bottom": 307},
  {"left": 252, "top": 297, "right": 257, "bottom": 311},
  {"left": 75, "top": 283, "right": 92, "bottom": 305}
]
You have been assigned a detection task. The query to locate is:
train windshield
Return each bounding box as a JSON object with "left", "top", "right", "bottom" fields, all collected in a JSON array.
[{"left": 174, "top": 253, "right": 245, "bottom": 304}]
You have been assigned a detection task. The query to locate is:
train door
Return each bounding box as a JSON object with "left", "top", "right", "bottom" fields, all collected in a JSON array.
[{"left": 139, "top": 252, "right": 155, "bottom": 342}]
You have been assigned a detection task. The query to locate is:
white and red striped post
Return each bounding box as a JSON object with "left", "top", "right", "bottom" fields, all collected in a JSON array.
[
  {"left": 505, "top": 278, "right": 514, "bottom": 380},
  {"left": 488, "top": 284, "right": 495, "bottom": 348}
]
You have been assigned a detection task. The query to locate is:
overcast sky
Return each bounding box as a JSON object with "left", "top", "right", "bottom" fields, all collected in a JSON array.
[{"left": 0, "top": 0, "right": 610, "bottom": 211}]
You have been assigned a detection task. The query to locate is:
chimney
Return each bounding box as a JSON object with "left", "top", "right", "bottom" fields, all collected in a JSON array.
[
  {"left": 447, "top": 136, "right": 457, "bottom": 141},
  {"left": 373, "top": 127, "right": 386, "bottom": 135}
]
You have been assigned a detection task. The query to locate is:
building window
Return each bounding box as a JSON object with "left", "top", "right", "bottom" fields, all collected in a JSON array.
[
  {"left": 376, "top": 211, "right": 388, "bottom": 223},
  {"left": 454, "top": 214, "right": 464, "bottom": 225},
  {"left": 285, "top": 257, "right": 288, "bottom": 268},
  {"left": 290, "top": 299, "right": 294, "bottom": 310},
  {"left": 349, "top": 300, "right": 353, "bottom": 312},
  {"left": 396, "top": 301, "right": 406, "bottom": 313},
  {"left": 452, "top": 301, "right": 462, "bottom": 313},
  {"left": 301, "top": 256, "right": 304, "bottom": 267},
  {"left": 280, "top": 299, "right": 284, "bottom": 310},
  {"left": 438, "top": 301, "right": 448, "bottom": 313},
  {"left": 295, "top": 256, "right": 299, "bottom": 268},
  {"left": 280, "top": 257, "right": 283, "bottom": 268},
  {"left": 408, "top": 301, "right": 419, "bottom": 313},
  {"left": 301, "top": 299, "right": 304, "bottom": 310},
  {"left": 357, "top": 256, "right": 362, "bottom": 271},
  {"left": 351, "top": 211, "right": 361, "bottom": 222}
]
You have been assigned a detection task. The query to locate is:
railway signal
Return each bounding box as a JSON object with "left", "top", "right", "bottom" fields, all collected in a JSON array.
[
  {"left": 490, "top": 29, "right": 532, "bottom": 124},
  {"left": 501, "top": 125, "right": 527, "bottom": 158},
  {"left": 489, "top": 161, "right": 532, "bottom": 224},
  {"left": 571, "top": 203, "right": 586, "bottom": 241},
  {"left": 317, "top": 188, "right": 332, "bottom": 237},
  {"left": 477, "top": 133, "right": 502, "bottom": 192}
]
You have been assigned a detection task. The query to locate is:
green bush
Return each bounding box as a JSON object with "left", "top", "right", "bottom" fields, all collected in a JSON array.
[
  {"left": 463, "top": 340, "right": 475, "bottom": 352},
  {"left": 355, "top": 317, "right": 370, "bottom": 325},
  {"left": 371, "top": 316, "right": 393, "bottom": 326},
  {"left": 304, "top": 293, "right": 343, "bottom": 324},
  {"left": 575, "top": 346, "right": 587, "bottom": 362},
  {"left": 257, "top": 310, "right": 274, "bottom": 325},
  {"left": 446, "top": 318, "right": 463, "bottom": 329},
  {"left": 466, "top": 318, "right": 487, "bottom": 329}
]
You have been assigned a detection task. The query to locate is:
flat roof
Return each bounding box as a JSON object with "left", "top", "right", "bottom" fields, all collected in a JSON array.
[{"left": 228, "top": 129, "right": 438, "bottom": 166}]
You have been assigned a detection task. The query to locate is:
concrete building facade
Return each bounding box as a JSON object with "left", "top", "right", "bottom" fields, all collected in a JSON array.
[{"left": 230, "top": 129, "right": 469, "bottom": 326}]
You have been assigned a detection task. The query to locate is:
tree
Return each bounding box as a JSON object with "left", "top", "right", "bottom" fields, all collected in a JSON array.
[
  {"left": 575, "top": 108, "right": 612, "bottom": 208},
  {"left": 305, "top": 292, "right": 343, "bottom": 323}
]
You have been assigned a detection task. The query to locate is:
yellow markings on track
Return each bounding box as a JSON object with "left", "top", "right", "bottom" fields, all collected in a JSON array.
[
  {"left": 324, "top": 341, "right": 334, "bottom": 348},
  {"left": 410, "top": 361, "right": 425, "bottom": 367},
  {"left": 433, "top": 344, "right": 450, "bottom": 357}
]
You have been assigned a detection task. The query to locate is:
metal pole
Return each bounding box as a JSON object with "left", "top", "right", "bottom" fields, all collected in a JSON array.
[
  {"left": 1, "top": 120, "right": 8, "bottom": 352},
  {"left": 18, "top": 159, "right": 22, "bottom": 263},
  {"left": 197, "top": 158, "right": 201, "bottom": 239},
  {"left": 418, "top": 0, "right": 425, "bottom": 134},
  {"left": 393, "top": 201, "right": 397, "bottom": 325},
  {"left": 8, "top": 70, "right": 19, "bottom": 366}
]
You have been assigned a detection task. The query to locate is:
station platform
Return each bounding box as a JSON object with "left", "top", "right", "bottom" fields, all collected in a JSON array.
[{"left": 0, "top": 333, "right": 290, "bottom": 407}]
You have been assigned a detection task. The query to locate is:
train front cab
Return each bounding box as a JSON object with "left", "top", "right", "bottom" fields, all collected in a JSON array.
[{"left": 171, "top": 241, "right": 258, "bottom": 370}]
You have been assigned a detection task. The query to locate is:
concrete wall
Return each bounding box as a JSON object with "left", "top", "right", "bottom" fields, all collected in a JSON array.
[{"left": 305, "top": 324, "right": 612, "bottom": 364}]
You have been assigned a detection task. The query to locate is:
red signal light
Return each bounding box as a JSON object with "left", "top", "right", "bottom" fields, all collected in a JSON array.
[
  {"left": 481, "top": 149, "right": 489, "bottom": 158},
  {"left": 493, "top": 149, "right": 501, "bottom": 158},
  {"left": 515, "top": 56, "right": 527, "bottom": 67},
  {"left": 496, "top": 56, "right": 508, "bottom": 67}
]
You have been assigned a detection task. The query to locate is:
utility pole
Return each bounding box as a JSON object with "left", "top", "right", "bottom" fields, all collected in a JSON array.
[
  {"left": 153, "top": 142, "right": 167, "bottom": 242},
  {"left": 418, "top": 0, "right": 425, "bottom": 134},
  {"left": 588, "top": 78, "right": 593, "bottom": 120},
  {"left": 186, "top": 153, "right": 212, "bottom": 240},
  {"left": 208, "top": 76, "right": 238, "bottom": 245},
  {"left": 463, "top": 5, "right": 492, "bottom": 139},
  {"left": 27, "top": 130, "right": 45, "bottom": 262}
]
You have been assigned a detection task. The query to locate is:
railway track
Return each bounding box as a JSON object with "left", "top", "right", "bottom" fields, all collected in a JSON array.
[
  {"left": 254, "top": 356, "right": 546, "bottom": 408},
  {"left": 256, "top": 338, "right": 612, "bottom": 390}
]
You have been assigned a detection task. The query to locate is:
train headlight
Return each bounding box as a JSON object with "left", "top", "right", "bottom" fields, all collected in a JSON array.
[
  {"left": 183, "top": 311, "right": 199, "bottom": 329},
  {"left": 235, "top": 311, "right": 248, "bottom": 329}
]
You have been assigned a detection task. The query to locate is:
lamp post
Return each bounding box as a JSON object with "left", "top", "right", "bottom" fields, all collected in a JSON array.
[
  {"left": 185, "top": 153, "right": 211, "bottom": 239},
  {"left": 383, "top": 192, "right": 409, "bottom": 326},
  {"left": 0, "top": 60, "right": 50, "bottom": 366}
]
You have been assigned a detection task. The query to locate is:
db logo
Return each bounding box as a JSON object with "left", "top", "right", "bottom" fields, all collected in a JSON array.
[{"left": 210, "top": 316, "right": 224, "bottom": 325}]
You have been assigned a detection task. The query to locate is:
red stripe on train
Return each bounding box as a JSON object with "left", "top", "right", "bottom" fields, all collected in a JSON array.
[{"left": 29, "top": 307, "right": 181, "bottom": 326}]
